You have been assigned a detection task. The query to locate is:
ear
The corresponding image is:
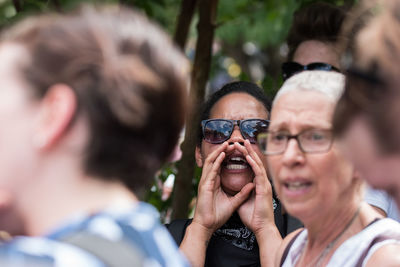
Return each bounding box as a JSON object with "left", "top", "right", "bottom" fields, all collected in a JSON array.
[
  {"left": 33, "top": 84, "right": 77, "bottom": 150},
  {"left": 195, "top": 146, "right": 204, "bottom": 167}
]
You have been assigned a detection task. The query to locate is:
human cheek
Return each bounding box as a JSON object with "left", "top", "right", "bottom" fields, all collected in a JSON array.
[
  {"left": 251, "top": 144, "right": 266, "bottom": 162},
  {"left": 315, "top": 152, "right": 349, "bottom": 193},
  {"left": 0, "top": 138, "right": 29, "bottom": 191},
  {"left": 359, "top": 160, "right": 393, "bottom": 189},
  {"left": 201, "top": 142, "right": 217, "bottom": 159},
  {"left": 256, "top": 150, "right": 269, "bottom": 174},
  {"left": 201, "top": 141, "right": 231, "bottom": 161},
  {"left": 267, "top": 156, "right": 281, "bottom": 189},
  {"left": 340, "top": 140, "right": 365, "bottom": 171}
]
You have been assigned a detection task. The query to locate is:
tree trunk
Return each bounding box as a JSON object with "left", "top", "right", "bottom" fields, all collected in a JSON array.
[
  {"left": 52, "top": 0, "right": 62, "bottom": 12},
  {"left": 173, "top": 0, "right": 198, "bottom": 49},
  {"left": 172, "top": 0, "right": 219, "bottom": 219},
  {"left": 12, "top": 0, "right": 22, "bottom": 13}
]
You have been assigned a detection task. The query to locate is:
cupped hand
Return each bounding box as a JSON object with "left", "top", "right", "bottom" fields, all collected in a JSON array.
[
  {"left": 236, "top": 140, "right": 276, "bottom": 235},
  {"left": 192, "top": 141, "right": 255, "bottom": 236}
]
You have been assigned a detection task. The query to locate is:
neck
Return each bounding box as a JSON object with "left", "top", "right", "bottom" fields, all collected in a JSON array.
[
  {"left": 305, "top": 202, "right": 360, "bottom": 248},
  {"left": 298, "top": 204, "right": 361, "bottom": 267},
  {"left": 18, "top": 162, "right": 137, "bottom": 236}
]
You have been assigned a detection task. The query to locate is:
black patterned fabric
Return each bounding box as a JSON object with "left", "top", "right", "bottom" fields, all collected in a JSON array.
[{"left": 167, "top": 197, "right": 302, "bottom": 267}]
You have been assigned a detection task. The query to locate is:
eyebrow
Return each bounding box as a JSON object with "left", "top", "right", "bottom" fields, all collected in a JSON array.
[{"left": 269, "top": 121, "right": 332, "bottom": 132}]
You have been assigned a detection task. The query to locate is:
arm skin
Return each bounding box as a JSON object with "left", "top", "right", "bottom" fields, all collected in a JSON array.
[
  {"left": 370, "top": 205, "right": 387, "bottom": 217},
  {"left": 235, "top": 140, "right": 284, "bottom": 267},
  {"left": 273, "top": 229, "right": 303, "bottom": 267},
  {"left": 179, "top": 142, "right": 254, "bottom": 267},
  {"left": 365, "top": 243, "right": 400, "bottom": 267}
]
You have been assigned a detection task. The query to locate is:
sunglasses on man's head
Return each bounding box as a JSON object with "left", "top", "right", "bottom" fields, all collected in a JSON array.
[
  {"left": 281, "top": 61, "right": 340, "bottom": 81},
  {"left": 201, "top": 119, "right": 270, "bottom": 144}
]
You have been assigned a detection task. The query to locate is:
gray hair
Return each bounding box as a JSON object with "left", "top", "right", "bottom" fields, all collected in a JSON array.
[{"left": 274, "top": 71, "right": 345, "bottom": 106}]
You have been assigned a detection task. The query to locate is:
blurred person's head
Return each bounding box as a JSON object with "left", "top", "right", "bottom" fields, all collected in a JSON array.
[
  {"left": 195, "top": 81, "right": 271, "bottom": 195},
  {"left": 260, "top": 71, "right": 361, "bottom": 224},
  {"left": 282, "top": 2, "right": 346, "bottom": 80},
  {"left": 333, "top": 0, "right": 400, "bottom": 204},
  {"left": 0, "top": 5, "right": 188, "bottom": 235}
]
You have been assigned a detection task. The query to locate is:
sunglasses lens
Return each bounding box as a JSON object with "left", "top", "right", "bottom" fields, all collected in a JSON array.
[
  {"left": 282, "top": 62, "right": 303, "bottom": 80},
  {"left": 308, "top": 62, "right": 332, "bottom": 71},
  {"left": 282, "top": 62, "right": 340, "bottom": 81},
  {"left": 241, "top": 120, "right": 269, "bottom": 143},
  {"left": 203, "top": 120, "right": 233, "bottom": 144}
]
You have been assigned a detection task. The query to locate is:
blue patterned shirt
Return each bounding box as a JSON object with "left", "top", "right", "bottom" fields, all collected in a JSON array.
[{"left": 0, "top": 202, "right": 189, "bottom": 267}]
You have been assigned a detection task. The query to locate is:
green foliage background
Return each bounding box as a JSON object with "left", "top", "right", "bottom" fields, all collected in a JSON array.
[{"left": 1, "top": 0, "right": 353, "bottom": 221}]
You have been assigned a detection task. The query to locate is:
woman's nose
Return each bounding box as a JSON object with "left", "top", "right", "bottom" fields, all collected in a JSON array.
[
  {"left": 281, "top": 138, "right": 305, "bottom": 166},
  {"left": 228, "top": 126, "right": 244, "bottom": 145}
]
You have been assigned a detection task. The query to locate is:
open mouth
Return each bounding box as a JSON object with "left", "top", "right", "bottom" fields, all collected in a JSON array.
[
  {"left": 223, "top": 155, "right": 249, "bottom": 170},
  {"left": 284, "top": 181, "right": 312, "bottom": 191}
]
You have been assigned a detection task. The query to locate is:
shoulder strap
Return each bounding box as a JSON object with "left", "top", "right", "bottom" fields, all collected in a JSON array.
[
  {"left": 280, "top": 230, "right": 303, "bottom": 267},
  {"left": 62, "top": 232, "right": 145, "bottom": 267}
]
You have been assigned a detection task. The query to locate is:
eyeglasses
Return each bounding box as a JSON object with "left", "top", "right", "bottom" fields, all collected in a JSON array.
[
  {"left": 257, "top": 129, "right": 333, "bottom": 155},
  {"left": 281, "top": 62, "right": 340, "bottom": 81},
  {"left": 201, "top": 119, "right": 270, "bottom": 144}
]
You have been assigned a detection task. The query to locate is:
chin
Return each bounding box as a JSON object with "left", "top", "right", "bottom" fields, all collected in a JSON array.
[
  {"left": 221, "top": 176, "right": 253, "bottom": 196},
  {"left": 283, "top": 199, "right": 324, "bottom": 225}
]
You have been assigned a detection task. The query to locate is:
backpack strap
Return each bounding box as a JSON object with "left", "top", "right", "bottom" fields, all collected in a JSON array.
[
  {"left": 62, "top": 231, "right": 145, "bottom": 267},
  {"left": 280, "top": 230, "right": 303, "bottom": 267}
]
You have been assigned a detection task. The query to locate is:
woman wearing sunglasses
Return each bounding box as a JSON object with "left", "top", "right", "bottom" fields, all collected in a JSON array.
[
  {"left": 168, "top": 81, "right": 299, "bottom": 267},
  {"left": 257, "top": 71, "right": 400, "bottom": 267},
  {"left": 281, "top": 2, "right": 344, "bottom": 82}
]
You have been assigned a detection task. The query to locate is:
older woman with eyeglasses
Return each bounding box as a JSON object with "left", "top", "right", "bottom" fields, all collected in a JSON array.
[{"left": 257, "top": 71, "right": 400, "bottom": 267}]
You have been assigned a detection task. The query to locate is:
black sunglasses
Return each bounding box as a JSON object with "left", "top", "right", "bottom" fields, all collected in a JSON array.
[
  {"left": 282, "top": 61, "right": 340, "bottom": 81},
  {"left": 201, "top": 119, "right": 270, "bottom": 144}
]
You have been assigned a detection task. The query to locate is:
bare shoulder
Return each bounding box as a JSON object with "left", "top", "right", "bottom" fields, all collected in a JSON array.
[
  {"left": 274, "top": 228, "right": 304, "bottom": 267},
  {"left": 365, "top": 243, "right": 400, "bottom": 267}
]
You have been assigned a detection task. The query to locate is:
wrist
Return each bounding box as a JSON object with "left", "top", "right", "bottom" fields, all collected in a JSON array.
[
  {"left": 180, "top": 221, "right": 214, "bottom": 267},
  {"left": 187, "top": 220, "right": 215, "bottom": 244},
  {"left": 255, "top": 224, "right": 282, "bottom": 267},
  {"left": 254, "top": 223, "right": 282, "bottom": 243}
]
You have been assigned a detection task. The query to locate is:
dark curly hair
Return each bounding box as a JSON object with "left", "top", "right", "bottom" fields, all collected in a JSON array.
[{"left": 287, "top": 2, "right": 347, "bottom": 60}]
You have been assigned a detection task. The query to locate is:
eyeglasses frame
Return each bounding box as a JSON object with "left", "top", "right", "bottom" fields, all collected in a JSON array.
[{"left": 257, "top": 128, "right": 334, "bottom": 155}]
